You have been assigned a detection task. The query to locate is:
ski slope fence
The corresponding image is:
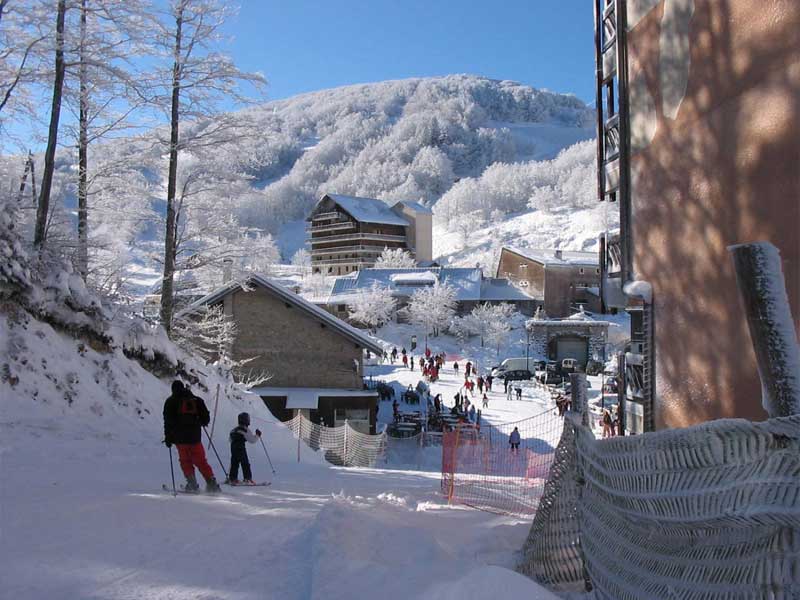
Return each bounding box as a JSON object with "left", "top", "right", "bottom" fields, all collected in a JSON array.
[
  {"left": 517, "top": 412, "right": 800, "bottom": 598},
  {"left": 441, "top": 407, "right": 564, "bottom": 517},
  {"left": 283, "top": 414, "right": 387, "bottom": 468}
]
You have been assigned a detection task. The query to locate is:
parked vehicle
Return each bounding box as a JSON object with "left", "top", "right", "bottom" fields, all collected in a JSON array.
[
  {"left": 586, "top": 359, "right": 604, "bottom": 376},
  {"left": 501, "top": 369, "right": 533, "bottom": 382},
  {"left": 561, "top": 358, "right": 579, "bottom": 374},
  {"left": 492, "top": 357, "right": 538, "bottom": 377},
  {"left": 538, "top": 371, "right": 563, "bottom": 385}
]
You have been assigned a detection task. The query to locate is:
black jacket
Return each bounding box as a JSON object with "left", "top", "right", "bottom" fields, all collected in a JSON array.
[{"left": 163, "top": 389, "right": 210, "bottom": 445}]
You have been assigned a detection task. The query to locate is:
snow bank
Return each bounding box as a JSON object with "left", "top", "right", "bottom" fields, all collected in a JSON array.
[{"left": 623, "top": 280, "right": 653, "bottom": 303}]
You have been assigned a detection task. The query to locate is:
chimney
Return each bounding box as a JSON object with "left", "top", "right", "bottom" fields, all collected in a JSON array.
[
  {"left": 554, "top": 249, "right": 563, "bottom": 261},
  {"left": 222, "top": 258, "right": 233, "bottom": 284}
]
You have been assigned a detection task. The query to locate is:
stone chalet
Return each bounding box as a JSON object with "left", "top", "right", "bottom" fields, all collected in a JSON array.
[
  {"left": 179, "top": 275, "right": 384, "bottom": 434},
  {"left": 496, "top": 247, "right": 602, "bottom": 318},
  {"left": 526, "top": 310, "right": 610, "bottom": 370},
  {"left": 318, "top": 267, "right": 537, "bottom": 323},
  {"left": 307, "top": 193, "right": 433, "bottom": 276}
]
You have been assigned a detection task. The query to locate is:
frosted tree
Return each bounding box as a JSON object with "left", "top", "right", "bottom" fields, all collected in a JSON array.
[
  {"left": 172, "top": 304, "right": 271, "bottom": 385},
  {"left": 291, "top": 248, "right": 311, "bottom": 275},
  {"left": 301, "top": 272, "right": 331, "bottom": 300},
  {"left": 152, "top": 0, "right": 266, "bottom": 333},
  {"left": 405, "top": 281, "right": 457, "bottom": 339},
  {"left": 461, "top": 302, "right": 515, "bottom": 351},
  {"left": 0, "top": 0, "right": 52, "bottom": 144},
  {"left": 347, "top": 283, "right": 396, "bottom": 332},
  {"left": 33, "top": 0, "right": 67, "bottom": 249},
  {"left": 375, "top": 247, "right": 416, "bottom": 269},
  {"left": 65, "top": 0, "right": 152, "bottom": 278}
]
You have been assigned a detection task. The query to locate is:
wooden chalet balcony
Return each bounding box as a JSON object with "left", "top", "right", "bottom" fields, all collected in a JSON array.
[
  {"left": 309, "top": 245, "right": 386, "bottom": 256},
  {"left": 311, "top": 211, "right": 340, "bottom": 221},
  {"left": 309, "top": 232, "right": 406, "bottom": 244},
  {"left": 310, "top": 256, "right": 376, "bottom": 265},
  {"left": 306, "top": 220, "right": 357, "bottom": 233}
]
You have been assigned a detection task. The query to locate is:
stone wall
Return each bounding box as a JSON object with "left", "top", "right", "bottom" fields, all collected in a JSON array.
[{"left": 225, "top": 286, "right": 364, "bottom": 388}]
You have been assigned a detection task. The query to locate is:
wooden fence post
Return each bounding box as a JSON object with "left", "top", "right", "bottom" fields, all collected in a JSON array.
[{"left": 729, "top": 242, "right": 800, "bottom": 417}]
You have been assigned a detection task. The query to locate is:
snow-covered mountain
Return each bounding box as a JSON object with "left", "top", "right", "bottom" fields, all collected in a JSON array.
[{"left": 1, "top": 75, "right": 600, "bottom": 289}]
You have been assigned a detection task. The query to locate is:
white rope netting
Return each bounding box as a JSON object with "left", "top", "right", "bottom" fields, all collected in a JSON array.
[{"left": 284, "top": 414, "right": 387, "bottom": 468}]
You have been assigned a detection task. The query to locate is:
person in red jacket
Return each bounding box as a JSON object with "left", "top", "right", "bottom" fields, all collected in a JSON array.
[{"left": 163, "top": 380, "right": 221, "bottom": 493}]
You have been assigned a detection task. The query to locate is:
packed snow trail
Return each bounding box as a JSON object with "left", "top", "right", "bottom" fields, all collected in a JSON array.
[{"left": 0, "top": 313, "right": 566, "bottom": 599}]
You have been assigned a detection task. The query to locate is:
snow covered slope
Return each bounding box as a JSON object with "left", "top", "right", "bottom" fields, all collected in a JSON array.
[{"left": 0, "top": 306, "right": 569, "bottom": 599}]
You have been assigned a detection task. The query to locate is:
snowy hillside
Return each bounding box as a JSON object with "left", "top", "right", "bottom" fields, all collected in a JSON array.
[
  {"left": 1, "top": 75, "right": 594, "bottom": 285},
  {"left": 1, "top": 302, "right": 570, "bottom": 599}
]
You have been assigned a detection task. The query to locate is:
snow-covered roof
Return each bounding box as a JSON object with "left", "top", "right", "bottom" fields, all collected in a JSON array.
[
  {"left": 390, "top": 271, "right": 437, "bottom": 285},
  {"left": 526, "top": 311, "right": 611, "bottom": 329},
  {"left": 177, "top": 274, "right": 384, "bottom": 355},
  {"left": 504, "top": 246, "right": 598, "bottom": 267},
  {"left": 249, "top": 387, "right": 377, "bottom": 409},
  {"left": 393, "top": 200, "right": 433, "bottom": 214},
  {"left": 314, "top": 194, "right": 410, "bottom": 226},
  {"left": 327, "top": 268, "right": 483, "bottom": 303},
  {"left": 480, "top": 278, "right": 536, "bottom": 301},
  {"left": 325, "top": 268, "right": 534, "bottom": 305}
]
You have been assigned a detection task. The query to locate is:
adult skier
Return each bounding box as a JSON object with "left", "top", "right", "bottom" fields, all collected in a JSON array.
[
  {"left": 163, "top": 380, "right": 221, "bottom": 492},
  {"left": 228, "top": 412, "right": 262, "bottom": 485}
]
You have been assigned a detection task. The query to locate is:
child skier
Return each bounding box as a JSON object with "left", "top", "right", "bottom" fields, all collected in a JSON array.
[{"left": 228, "top": 412, "right": 262, "bottom": 485}]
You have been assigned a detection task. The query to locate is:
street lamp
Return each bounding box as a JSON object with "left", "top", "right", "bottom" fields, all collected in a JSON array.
[{"left": 526, "top": 326, "right": 531, "bottom": 372}]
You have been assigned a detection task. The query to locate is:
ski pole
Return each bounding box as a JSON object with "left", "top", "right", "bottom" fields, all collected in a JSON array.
[
  {"left": 259, "top": 436, "right": 276, "bottom": 474},
  {"left": 203, "top": 426, "right": 229, "bottom": 481},
  {"left": 168, "top": 445, "right": 177, "bottom": 497}
]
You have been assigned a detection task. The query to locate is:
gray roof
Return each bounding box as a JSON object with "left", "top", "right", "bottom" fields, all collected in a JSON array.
[
  {"left": 178, "top": 274, "right": 383, "bottom": 355},
  {"left": 325, "top": 268, "right": 534, "bottom": 304},
  {"left": 317, "top": 194, "right": 410, "bottom": 226},
  {"left": 504, "top": 246, "right": 598, "bottom": 267}
]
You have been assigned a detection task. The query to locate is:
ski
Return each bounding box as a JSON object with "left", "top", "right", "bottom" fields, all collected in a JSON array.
[
  {"left": 162, "top": 484, "right": 225, "bottom": 495},
  {"left": 224, "top": 481, "right": 271, "bottom": 487}
]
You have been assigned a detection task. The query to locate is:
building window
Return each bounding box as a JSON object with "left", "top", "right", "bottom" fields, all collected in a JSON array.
[
  {"left": 596, "top": 268, "right": 600, "bottom": 274},
  {"left": 520, "top": 263, "right": 527, "bottom": 269},
  {"left": 579, "top": 268, "right": 585, "bottom": 274}
]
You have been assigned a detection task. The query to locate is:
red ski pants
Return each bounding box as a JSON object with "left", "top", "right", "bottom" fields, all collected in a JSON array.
[{"left": 176, "top": 443, "right": 214, "bottom": 481}]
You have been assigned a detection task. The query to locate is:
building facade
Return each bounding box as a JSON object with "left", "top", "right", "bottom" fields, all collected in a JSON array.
[
  {"left": 307, "top": 194, "right": 433, "bottom": 276},
  {"left": 496, "top": 247, "right": 602, "bottom": 318},
  {"left": 594, "top": 0, "right": 800, "bottom": 428},
  {"left": 179, "top": 275, "right": 383, "bottom": 433}
]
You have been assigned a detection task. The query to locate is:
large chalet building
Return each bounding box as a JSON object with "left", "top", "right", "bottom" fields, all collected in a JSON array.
[{"left": 307, "top": 194, "right": 433, "bottom": 275}]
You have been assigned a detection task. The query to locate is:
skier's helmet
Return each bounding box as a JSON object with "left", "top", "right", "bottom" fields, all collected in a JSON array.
[{"left": 238, "top": 412, "right": 250, "bottom": 427}]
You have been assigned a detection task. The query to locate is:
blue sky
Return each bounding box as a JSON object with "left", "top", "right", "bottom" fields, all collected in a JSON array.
[{"left": 224, "top": 0, "right": 596, "bottom": 104}]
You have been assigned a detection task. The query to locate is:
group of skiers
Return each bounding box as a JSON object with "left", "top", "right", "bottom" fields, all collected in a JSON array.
[{"left": 163, "top": 380, "right": 264, "bottom": 493}]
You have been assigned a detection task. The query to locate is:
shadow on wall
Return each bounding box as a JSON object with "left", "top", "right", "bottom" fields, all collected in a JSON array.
[{"left": 630, "top": 0, "right": 800, "bottom": 426}]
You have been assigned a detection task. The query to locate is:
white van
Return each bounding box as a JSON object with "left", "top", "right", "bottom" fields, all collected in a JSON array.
[{"left": 491, "top": 357, "right": 535, "bottom": 377}]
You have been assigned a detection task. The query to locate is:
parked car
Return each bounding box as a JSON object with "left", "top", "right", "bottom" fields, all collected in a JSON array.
[
  {"left": 501, "top": 369, "right": 533, "bottom": 382},
  {"left": 538, "top": 371, "right": 564, "bottom": 385},
  {"left": 492, "top": 357, "right": 539, "bottom": 377},
  {"left": 561, "top": 358, "right": 579, "bottom": 374}
]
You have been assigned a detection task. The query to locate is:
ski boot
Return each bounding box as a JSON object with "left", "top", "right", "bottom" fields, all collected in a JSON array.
[
  {"left": 184, "top": 474, "right": 200, "bottom": 493},
  {"left": 205, "top": 476, "right": 222, "bottom": 493},
  {"left": 227, "top": 478, "right": 241, "bottom": 485},
  {"left": 243, "top": 479, "right": 255, "bottom": 486}
]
